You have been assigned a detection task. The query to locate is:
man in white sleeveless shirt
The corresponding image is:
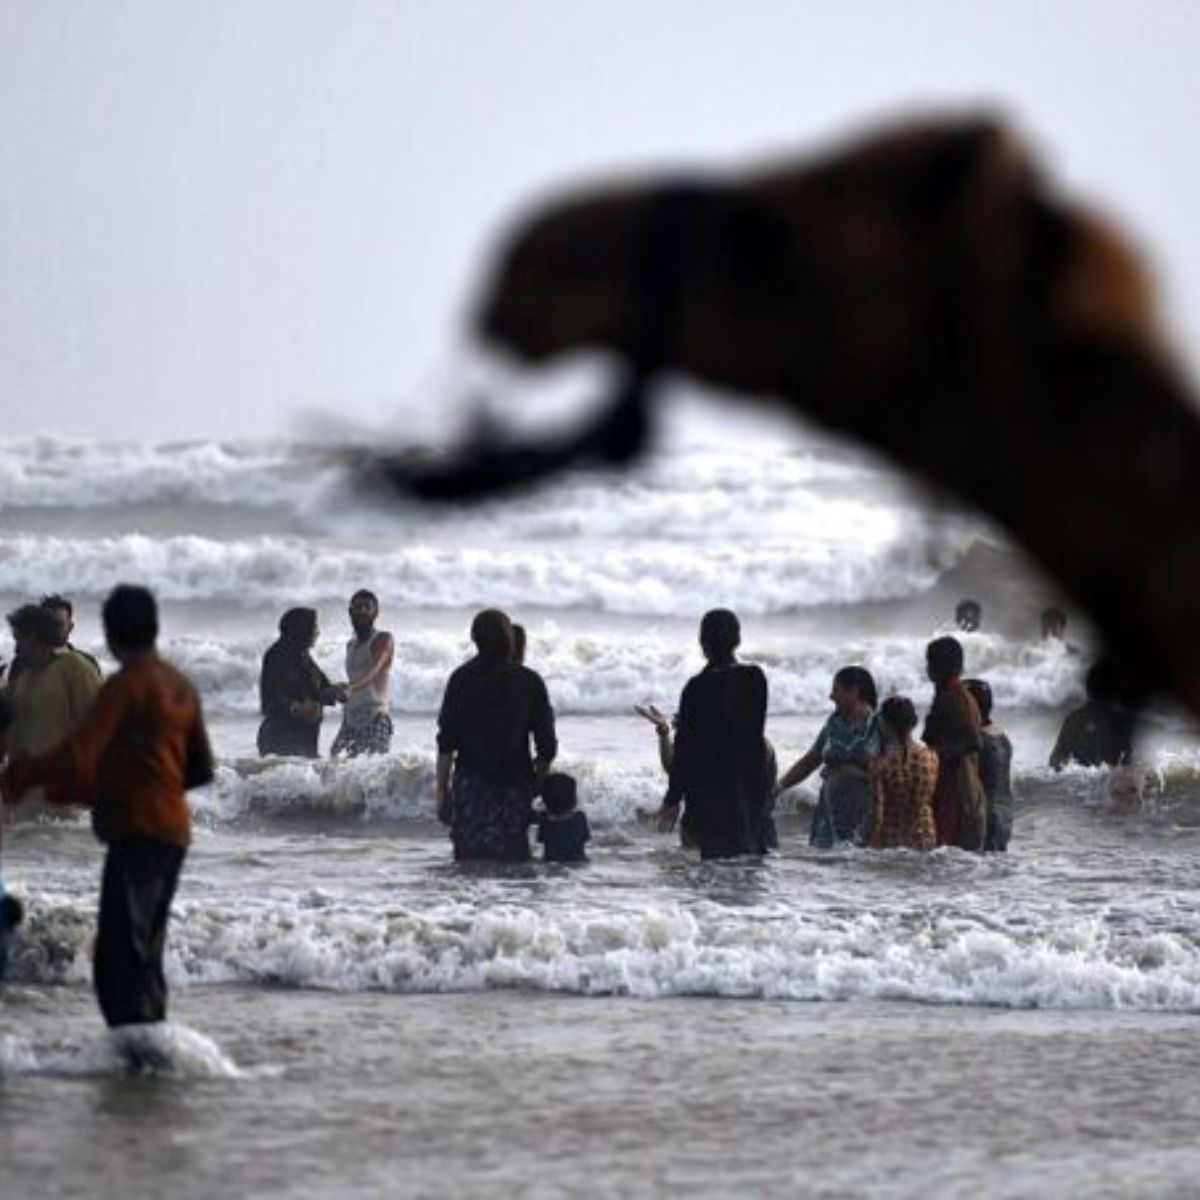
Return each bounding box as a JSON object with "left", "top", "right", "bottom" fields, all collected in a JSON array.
[{"left": 330, "top": 590, "right": 395, "bottom": 757}]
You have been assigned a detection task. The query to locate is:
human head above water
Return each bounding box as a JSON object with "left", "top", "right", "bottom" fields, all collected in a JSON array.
[
  {"left": 699, "top": 609, "right": 740, "bottom": 664},
  {"left": 878, "top": 695, "right": 918, "bottom": 741},
  {"left": 279, "top": 607, "right": 319, "bottom": 648},
  {"left": 964, "top": 678, "right": 993, "bottom": 722},
  {"left": 1041, "top": 606, "right": 1067, "bottom": 639},
  {"left": 102, "top": 584, "right": 158, "bottom": 654},
  {"left": 831, "top": 665, "right": 878, "bottom": 712},
  {"left": 926, "top": 636, "right": 964, "bottom": 684},
  {"left": 7, "top": 603, "right": 60, "bottom": 669},
  {"left": 471, "top": 608, "right": 514, "bottom": 664},
  {"left": 541, "top": 772, "right": 577, "bottom": 817},
  {"left": 39, "top": 593, "right": 75, "bottom": 647},
  {"left": 955, "top": 599, "right": 982, "bottom": 633},
  {"left": 348, "top": 589, "right": 379, "bottom": 636}
]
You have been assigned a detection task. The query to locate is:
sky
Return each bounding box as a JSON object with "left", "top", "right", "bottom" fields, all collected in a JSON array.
[{"left": 1, "top": 0, "right": 1197, "bottom": 440}]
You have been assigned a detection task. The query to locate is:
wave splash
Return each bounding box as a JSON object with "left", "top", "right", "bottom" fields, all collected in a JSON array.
[
  {"left": 8, "top": 897, "right": 1200, "bottom": 1014},
  {"left": 0, "top": 1023, "right": 245, "bottom": 1079},
  {"left": 76, "top": 627, "right": 1086, "bottom": 719}
]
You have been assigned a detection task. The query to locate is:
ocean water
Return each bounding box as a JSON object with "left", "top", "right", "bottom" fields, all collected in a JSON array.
[{"left": 3, "top": 399, "right": 1200, "bottom": 1197}]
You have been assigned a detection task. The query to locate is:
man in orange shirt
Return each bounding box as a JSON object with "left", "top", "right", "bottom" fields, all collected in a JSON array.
[{"left": 1, "top": 585, "right": 213, "bottom": 1028}]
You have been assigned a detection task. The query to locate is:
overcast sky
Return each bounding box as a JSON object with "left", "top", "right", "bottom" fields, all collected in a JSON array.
[{"left": 1, "top": 1, "right": 1197, "bottom": 440}]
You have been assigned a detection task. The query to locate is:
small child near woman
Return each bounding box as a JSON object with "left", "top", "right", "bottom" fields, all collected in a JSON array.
[
  {"left": 867, "top": 696, "right": 938, "bottom": 851},
  {"left": 536, "top": 773, "right": 591, "bottom": 863}
]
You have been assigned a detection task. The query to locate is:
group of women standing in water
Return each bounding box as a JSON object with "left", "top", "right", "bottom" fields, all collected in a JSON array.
[{"left": 643, "top": 613, "right": 1014, "bottom": 860}]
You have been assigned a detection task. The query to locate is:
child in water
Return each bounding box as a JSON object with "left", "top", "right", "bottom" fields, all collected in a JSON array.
[
  {"left": 535, "top": 773, "right": 590, "bottom": 863},
  {"left": 866, "top": 696, "right": 937, "bottom": 851}
]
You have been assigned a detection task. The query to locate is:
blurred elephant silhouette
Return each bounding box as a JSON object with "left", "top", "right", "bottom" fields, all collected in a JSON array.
[{"left": 377, "top": 115, "right": 1199, "bottom": 722}]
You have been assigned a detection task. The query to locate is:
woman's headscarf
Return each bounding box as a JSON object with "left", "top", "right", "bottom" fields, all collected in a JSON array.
[{"left": 278, "top": 607, "right": 318, "bottom": 648}]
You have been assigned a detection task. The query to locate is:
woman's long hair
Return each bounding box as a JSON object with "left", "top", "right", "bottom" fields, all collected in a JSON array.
[{"left": 834, "top": 665, "right": 878, "bottom": 710}]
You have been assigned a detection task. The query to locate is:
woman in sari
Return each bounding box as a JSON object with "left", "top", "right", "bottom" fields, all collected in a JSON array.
[{"left": 778, "top": 666, "right": 879, "bottom": 848}]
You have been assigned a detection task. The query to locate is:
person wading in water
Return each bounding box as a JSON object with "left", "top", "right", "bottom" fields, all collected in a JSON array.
[
  {"left": 654, "top": 609, "right": 774, "bottom": 859},
  {"left": 1, "top": 585, "right": 213, "bottom": 1035},
  {"left": 331, "top": 590, "right": 395, "bottom": 758}
]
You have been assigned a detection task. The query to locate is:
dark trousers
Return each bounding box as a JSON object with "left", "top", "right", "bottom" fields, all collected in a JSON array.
[{"left": 94, "top": 837, "right": 186, "bottom": 1028}]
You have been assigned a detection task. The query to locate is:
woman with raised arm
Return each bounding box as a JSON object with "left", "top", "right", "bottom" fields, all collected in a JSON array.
[{"left": 652, "top": 610, "right": 773, "bottom": 859}]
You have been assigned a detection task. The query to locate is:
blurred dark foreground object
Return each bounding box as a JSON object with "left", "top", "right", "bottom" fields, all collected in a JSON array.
[{"left": 378, "top": 115, "right": 1200, "bottom": 721}]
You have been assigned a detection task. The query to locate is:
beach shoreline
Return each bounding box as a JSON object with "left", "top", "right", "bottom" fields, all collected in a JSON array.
[{"left": 5, "top": 986, "right": 1200, "bottom": 1198}]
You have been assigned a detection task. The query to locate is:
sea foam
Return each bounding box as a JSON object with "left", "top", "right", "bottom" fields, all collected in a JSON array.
[{"left": 10, "top": 893, "right": 1200, "bottom": 1013}]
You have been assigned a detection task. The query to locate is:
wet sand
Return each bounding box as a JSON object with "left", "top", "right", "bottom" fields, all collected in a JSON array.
[{"left": 4, "top": 985, "right": 1200, "bottom": 1198}]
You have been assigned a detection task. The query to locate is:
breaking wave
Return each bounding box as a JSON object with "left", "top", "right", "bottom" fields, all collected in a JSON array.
[
  {"left": 117, "top": 627, "right": 1086, "bottom": 718},
  {"left": 10, "top": 889, "right": 1200, "bottom": 1013}
]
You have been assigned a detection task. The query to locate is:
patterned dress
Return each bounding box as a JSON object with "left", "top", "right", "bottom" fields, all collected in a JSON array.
[
  {"left": 868, "top": 744, "right": 938, "bottom": 850},
  {"left": 451, "top": 765, "right": 534, "bottom": 862}
]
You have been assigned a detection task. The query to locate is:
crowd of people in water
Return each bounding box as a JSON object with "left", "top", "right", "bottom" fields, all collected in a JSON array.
[
  {"left": 249, "top": 589, "right": 1136, "bottom": 863},
  {"left": 0, "top": 583, "right": 1144, "bottom": 1038}
]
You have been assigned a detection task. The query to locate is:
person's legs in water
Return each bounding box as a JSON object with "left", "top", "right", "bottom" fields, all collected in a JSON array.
[
  {"left": 810, "top": 782, "right": 835, "bottom": 848},
  {"left": 986, "top": 802, "right": 1013, "bottom": 852},
  {"left": 331, "top": 712, "right": 393, "bottom": 758},
  {"left": 93, "top": 838, "right": 186, "bottom": 1028}
]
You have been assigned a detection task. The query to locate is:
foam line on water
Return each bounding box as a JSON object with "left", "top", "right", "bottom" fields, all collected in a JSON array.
[
  {"left": 0, "top": 527, "right": 975, "bottom": 615},
  {"left": 80, "top": 627, "right": 1088, "bottom": 719},
  {"left": 10, "top": 898, "right": 1200, "bottom": 1013}
]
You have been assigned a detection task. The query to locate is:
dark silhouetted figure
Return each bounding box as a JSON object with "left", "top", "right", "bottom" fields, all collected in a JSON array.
[
  {"left": 1049, "top": 662, "right": 1136, "bottom": 770},
  {"left": 923, "top": 637, "right": 986, "bottom": 851},
  {"left": 1041, "top": 606, "right": 1067, "bottom": 641},
  {"left": 258, "top": 608, "right": 343, "bottom": 758},
  {"left": 436, "top": 609, "right": 557, "bottom": 861},
  {"left": 656, "top": 610, "right": 773, "bottom": 859},
  {"left": 955, "top": 599, "right": 982, "bottom": 634},
  {"left": 1, "top": 585, "right": 214, "bottom": 1029}
]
